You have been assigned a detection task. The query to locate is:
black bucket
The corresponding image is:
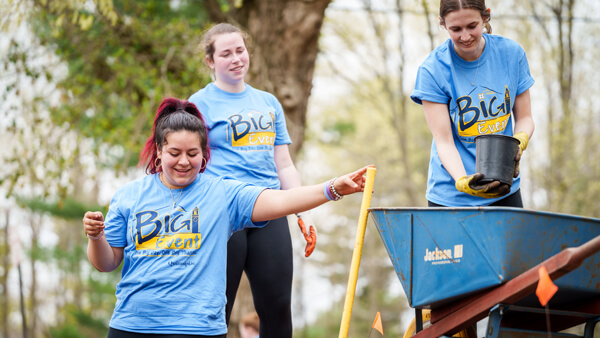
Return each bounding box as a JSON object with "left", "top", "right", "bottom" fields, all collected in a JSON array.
[{"left": 475, "top": 134, "right": 520, "bottom": 186}]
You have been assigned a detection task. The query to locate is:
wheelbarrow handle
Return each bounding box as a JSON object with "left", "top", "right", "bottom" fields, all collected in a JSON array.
[
  {"left": 417, "top": 234, "right": 600, "bottom": 338},
  {"left": 570, "top": 234, "right": 600, "bottom": 268}
]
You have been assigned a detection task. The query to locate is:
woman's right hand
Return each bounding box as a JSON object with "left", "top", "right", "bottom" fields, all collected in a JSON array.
[
  {"left": 83, "top": 211, "right": 105, "bottom": 239},
  {"left": 455, "top": 173, "right": 510, "bottom": 198}
]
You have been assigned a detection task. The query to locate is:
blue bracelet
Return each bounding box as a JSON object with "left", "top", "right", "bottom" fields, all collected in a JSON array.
[{"left": 323, "top": 180, "right": 334, "bottom": 201}]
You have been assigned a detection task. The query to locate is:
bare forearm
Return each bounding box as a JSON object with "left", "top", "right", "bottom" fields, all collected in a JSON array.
[
  {"left": 275, "top": 144, "right": 302, "bottom": 190},
  {"left": 423, "top": 100, "right": 467, "bottom": 181},
  {"left": 437, "top": 142, "right": 467, "bottom": 181},
  {"left": 87, "top": 239, "right": 122, "bottom": 272},
  {"left": 514, "top": 116, "right": 534, "bottom": 138},
  {"left": 513, "top": 90, "right": 534, "bottom": 137},
  {"left": 252, "top": 165, "right": 370, "bottom": 223},
  {"left": 252, "top": 184, "right": 327, "bottom": 222},
  {"left": 277, "top": 164, "right": 302, "bottom": 190}
]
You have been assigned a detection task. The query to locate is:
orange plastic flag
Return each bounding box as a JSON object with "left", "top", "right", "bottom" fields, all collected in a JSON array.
[
  {"left": 372, "top": 311, "right": 383, "bottom": 335},
  {"left": 536, "top": 266, "right": 558, "bottom": 306}
]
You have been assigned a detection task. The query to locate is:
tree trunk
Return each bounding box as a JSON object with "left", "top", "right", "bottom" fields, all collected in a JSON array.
[
  {"left": 18, "top": 263, "right": 27, "bottom": 338},
  {"left": 547, "top": 0, "right": 575, "bottom": 212},
  {"left": 1, "top": 209, "right": 9, "bottom": 338},
  {"left": 209, "top": 0, "right": 332, "bottom": 159},
  {"left": 28, "top": 214, "right": 39, "bottom": 338}
]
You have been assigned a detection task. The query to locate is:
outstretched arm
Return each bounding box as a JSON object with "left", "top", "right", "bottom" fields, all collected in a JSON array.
[
  {"left": 251, "top": 165, "right": 371, "bottom": 223},
  {"left": 83, "top": 211, "right": 124, "bottom": 272}
]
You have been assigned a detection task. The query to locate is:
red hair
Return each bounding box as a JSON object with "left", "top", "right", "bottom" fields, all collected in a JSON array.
[{"left": 138, "top": 97, "right": 210, "bottom": 174}]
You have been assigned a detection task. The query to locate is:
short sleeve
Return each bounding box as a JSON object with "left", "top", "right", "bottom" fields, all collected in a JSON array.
[
  {"left": 273, "top": 98, "right": 292, "bottom": 146},
  {"left": 104, "top": 188, "right": 130, "bottom": 247},
  {"left": 517, "top": 47, "right": 535, "bottom": 95},
  {"left": 222, "top": 178, "right": 268, "bottom": 234},
  {"left": 411, "top": 65, "right": 452, "bottom": 105}
]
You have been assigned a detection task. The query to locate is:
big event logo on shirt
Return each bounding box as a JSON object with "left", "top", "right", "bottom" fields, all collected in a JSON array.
[
  {"left": 227, "top": 110, "right": 276, "bottom": 148},
  {"left": 456, "top": 86, "right": 512, "bottom": 137},
  {"left": 134, "top": 207, "right": 202, "bottom": 251}
]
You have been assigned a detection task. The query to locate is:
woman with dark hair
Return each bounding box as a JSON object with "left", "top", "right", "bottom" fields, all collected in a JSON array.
[{"left": 82, "top": 97, "right": 369, "bottom": 337}]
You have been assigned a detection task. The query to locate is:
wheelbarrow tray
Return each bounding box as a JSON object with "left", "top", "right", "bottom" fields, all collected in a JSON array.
[{"left": 369, "top": 207, "right": 600, "bottom": 309}]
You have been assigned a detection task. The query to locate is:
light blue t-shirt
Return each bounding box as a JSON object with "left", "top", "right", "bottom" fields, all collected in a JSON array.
[
  {"left": 188, "top": 83, "right": 292, "bottom": 189},
  {"left": 411, "top": 34, "right": 534, "bottom": 206},
  {"left": 104, "top": 174, "right": 266, "bottom": 335}
]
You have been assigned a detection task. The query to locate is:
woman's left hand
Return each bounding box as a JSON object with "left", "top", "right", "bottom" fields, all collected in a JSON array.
[
  {"left": 513, "top": 148, "right": 522, "bottom": 178},
  {"left": 513, "top": 131, "right": 529, "bottom": 178},
  {"left": 333, "top": 165, "right": 372, "bottom": 196}
]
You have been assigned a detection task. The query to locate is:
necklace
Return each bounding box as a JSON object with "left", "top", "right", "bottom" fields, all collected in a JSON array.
[
  {"left": 457, "top": 56, "right": 480, "bottom": 86},
  {"left": 455, "top": 41, "right": 483, "bottom": 86},
  {"left": 160, "top": 173, "right": 183, "bottom": 209}
]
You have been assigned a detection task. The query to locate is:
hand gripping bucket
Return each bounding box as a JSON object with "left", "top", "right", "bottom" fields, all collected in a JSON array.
[{"left": 475, "top": 134, "right": 520, "bottom": 186}]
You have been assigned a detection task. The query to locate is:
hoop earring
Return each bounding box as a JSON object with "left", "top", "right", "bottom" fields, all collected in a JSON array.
[
  {"left": 200, "top": 158, "right": 207, "bottom": 171},
  {"left": 155, "top": 157, "right": 161, "bottom": 168}
]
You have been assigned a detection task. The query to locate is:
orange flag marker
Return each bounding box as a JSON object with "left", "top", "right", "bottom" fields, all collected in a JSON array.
[
  {"left": 536, "top": 266, "right": 558, "bottom": 306},
  {"left": 372, "top": 312, "right": 383, "bottom": 335}
]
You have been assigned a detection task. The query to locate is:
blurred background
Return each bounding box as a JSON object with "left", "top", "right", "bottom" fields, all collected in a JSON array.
[{"left": 1, "top": 0, "right": 599, "bottom": 337}]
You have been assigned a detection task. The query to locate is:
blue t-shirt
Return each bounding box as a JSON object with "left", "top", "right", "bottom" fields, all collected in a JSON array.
[
  {"left": 411, "top": 34, "right": 534, "bottom": 206},
  {"left": 104, "top": 174, "right": 266, "bottom": 335},
  {"left": 188, "top": 83, "right": 292, "bottom": 189}
]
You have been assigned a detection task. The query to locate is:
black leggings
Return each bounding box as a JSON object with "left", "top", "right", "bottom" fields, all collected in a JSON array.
[
  {"left": 226, "top": 216, "right": 293, "bottom": 338},
  {"left": 428, "top": 189, "right": 523, "bottom": 208},
  {"left": 107, "top": 328, "right": 225, "bottom": 338}
]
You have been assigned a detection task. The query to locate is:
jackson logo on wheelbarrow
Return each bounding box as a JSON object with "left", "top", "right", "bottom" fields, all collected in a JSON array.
[{"left": 424, "top": 244, "right": 463, "bottom": 264}]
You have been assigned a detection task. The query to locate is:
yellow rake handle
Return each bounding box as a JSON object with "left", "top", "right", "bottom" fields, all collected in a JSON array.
[{"left": 339, "top": 166, "right": 377, "bottom": 338}]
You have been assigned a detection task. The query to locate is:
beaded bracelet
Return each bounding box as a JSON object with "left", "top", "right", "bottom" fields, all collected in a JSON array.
[
  {"left": 86, "top": 230, "right": 104, "bottom": 241},
  {"left": 323, "top": 180, "right": 335, "bottom": 201},
  {"left": 329, "top": 178, "right": 343, "bottom": 201}
]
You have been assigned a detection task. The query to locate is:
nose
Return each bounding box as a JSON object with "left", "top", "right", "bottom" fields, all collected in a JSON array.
[
  {"left": 460, "top": 30, "right": 470, "bottom": 41},
  {"left": 178, "top": 155, "right": 190, "bottom": 165}
]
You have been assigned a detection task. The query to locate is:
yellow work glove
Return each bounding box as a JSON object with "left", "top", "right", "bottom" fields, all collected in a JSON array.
[
  {"left": 513, "top": 132, "right": 529, "bottom": 177},
  {"left": 513, "top": 131, "right": 529, "bottom": 152},
  {"left": 455, "top": 173, "right": 510, "bottom": 199}
]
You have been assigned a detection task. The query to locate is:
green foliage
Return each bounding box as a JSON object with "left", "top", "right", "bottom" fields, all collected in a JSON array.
[
  {"left": 15, "top": 196, "right": 107, "bottom": 220},
  {"left": 49, "top": 324, "right": 87, "bottom": 338},
  {"left": 72, "top": 309, "right": 109, "bottom": 332},
  {"left": 48, "top": 305, "right": 109, "bottom": 338},
  {"left": 28, "top": 0, "right": 213, "bottom": 173},
  {"left": 82, "top": 267, "right": 121, "bottom": 328}
]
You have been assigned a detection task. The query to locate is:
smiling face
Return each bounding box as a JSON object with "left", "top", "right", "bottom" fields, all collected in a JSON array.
[
  {"left": 206, "top": 32, "right": 250, "bottom": 93},
  {"left": 442, "top": 8, "right": 487, "bottom": 61},
  {"left": 157, "top": 130, "right": 204, "bottom": 189}
]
